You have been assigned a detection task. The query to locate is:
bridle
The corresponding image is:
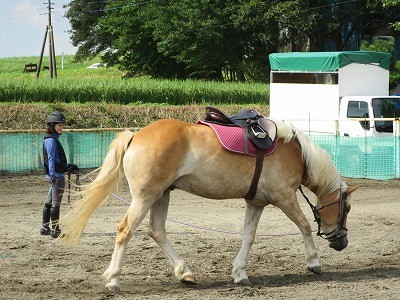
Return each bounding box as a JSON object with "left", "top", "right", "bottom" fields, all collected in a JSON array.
[{"left": 299, "top": 185, "right": 350, "bottom": 242}]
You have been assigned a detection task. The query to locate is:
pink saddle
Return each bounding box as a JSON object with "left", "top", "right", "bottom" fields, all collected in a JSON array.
[{"left": 198, "top": 121, "right": 277, "bottom": 157}]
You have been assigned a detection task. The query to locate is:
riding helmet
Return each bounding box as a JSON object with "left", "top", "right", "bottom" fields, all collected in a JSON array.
[{"left": 47, "top": 111, "right": 66, "bottom": 126}]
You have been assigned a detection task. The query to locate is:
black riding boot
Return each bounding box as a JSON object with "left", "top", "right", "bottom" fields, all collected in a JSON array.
[
  {"left": 50, "top": 204, "right": 61, "bottom": 238},
  {"left": 40, "top": 204, "right": 52, "bottom": 235}
]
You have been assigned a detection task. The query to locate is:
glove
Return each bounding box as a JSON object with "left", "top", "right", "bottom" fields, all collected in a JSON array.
[
  {"left": 50, "top": 175, "right": 56, "bottom": 185},
  {"left": 67, "top": 163, "right": 79, "bottom": 171}
]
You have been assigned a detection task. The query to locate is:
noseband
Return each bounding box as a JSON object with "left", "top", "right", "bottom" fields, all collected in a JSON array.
[{"left": 299, "top": 185, "right": 350, "bottom": 241}]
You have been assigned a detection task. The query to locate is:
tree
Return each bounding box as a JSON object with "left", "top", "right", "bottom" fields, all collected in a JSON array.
[
  {"left": 73, "top": 0, "right": 282, "bottom": 81},
  {"left": 148, "top": 0, "right": 277, "bottom": 81},
  {"left": 98, "top": 1, "right": 187, "bottom": 79},
  {"left": 361, "top": 37, "right": 400, "bottom": 85},
  {"left": 64, "top": 0, "right": 400, "bottom": 81},
  {"left": 64, "top": 0, "right": 110, "bottom": 61},
  {"left": 305, "top": 0, "right": 400, "bottom": 51},
  {"left": 382, "top": 0, "right": 400, "bottom": 30}
]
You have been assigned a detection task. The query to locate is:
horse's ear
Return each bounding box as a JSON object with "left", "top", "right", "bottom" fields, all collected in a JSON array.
[{"left": 347, "top": 185, "right": 360, "bottom": 194}]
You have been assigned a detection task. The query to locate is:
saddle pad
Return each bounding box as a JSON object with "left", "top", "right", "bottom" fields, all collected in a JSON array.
[{"left": 198, "top": 121, "right": 277, "bottom": 157}]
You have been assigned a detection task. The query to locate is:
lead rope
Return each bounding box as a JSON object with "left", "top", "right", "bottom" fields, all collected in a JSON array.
[
  {"left": 67, "top": 168, "right": 306, "bottom": 238},
  {"left": 67, "top": 169, "right": 80, "bottom": 204}
]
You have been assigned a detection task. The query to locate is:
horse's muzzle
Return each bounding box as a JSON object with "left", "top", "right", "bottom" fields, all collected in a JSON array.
[{"left": 328, "top": 230, "right": 348, "bottom": 251}]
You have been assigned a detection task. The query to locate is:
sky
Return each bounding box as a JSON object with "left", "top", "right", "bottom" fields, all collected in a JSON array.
[{"left": 0, "top": 0, "right": 77, "bottom": 58}]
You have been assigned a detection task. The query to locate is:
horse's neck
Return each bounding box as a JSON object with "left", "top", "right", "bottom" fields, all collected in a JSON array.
[{"left": 302, "top": 175, "right": 341, "bottom": 200}]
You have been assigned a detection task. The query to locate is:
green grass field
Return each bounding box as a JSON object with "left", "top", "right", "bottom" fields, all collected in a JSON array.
[
  {"left": 0, "top": 55, "right": 269, "bottom": 105},
  {"left": 0, "top": 55, "right": 270, "bottom": 129},
  {"left": 0, "top": 55, "right": 120, "bottom": 79}
]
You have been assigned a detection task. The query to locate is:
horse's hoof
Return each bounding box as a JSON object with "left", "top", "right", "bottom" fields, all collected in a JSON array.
[
  {"left": 105, "top": 283, "right": 120, "bottom": 292},
  {"left": 308, "top": 266, "right": 323, "bottom": 275},
  {"left": 235, "top": 278, "right": 252, "bottom": 286},
  {"left": 180, "top": 273, "right": 197, "bottom": 285}
]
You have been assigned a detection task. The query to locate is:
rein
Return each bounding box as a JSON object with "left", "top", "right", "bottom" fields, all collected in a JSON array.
[
  {"left": 299, "top": 185, "right": 349, "bottom": 240},
  {"left": 67, "top": 169, "right": 80, "bottom": 204}
]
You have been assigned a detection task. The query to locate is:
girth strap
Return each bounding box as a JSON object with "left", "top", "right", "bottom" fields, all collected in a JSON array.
[{"left": 244, "top": 147, "right": 264, "bottom": 200}]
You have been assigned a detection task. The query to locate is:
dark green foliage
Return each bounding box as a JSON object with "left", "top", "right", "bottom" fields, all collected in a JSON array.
[
  {"left": 64, "top": 0, "right": 400, "bottom": 82},
  {"left": 64, "top": 0, "right": 111, "bottom": 61},
  {"left": 361, "top": 37, "right": 400, "bottom": 86}
]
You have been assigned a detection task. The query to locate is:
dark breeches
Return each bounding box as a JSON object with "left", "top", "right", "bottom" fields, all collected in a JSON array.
[{"left": 42, "top": 176, "right": 65, "bottom": 227}]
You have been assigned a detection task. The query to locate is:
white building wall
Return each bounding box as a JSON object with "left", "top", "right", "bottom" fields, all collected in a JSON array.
[
  {"left": 338, "top": 64, "right": 389, "bottom": 96},
  {"left": 269, "top": 83, "right": 339, "bottom": 134}
]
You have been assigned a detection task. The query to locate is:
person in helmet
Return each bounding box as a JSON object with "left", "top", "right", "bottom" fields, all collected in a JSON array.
[{"left": 41, "top": 111, "right": 77, "bottom": 238}]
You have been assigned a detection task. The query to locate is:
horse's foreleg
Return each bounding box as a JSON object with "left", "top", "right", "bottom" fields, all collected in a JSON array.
[
  {"left": 275, "top": 195, "right": 322, "bottom": 275},
  {"left": 232, "top": 202, "right": 264, "bottom": 285},
  {"left": 103, "top": 200, "right": 152, "bottom": 292},
  {"left": 148, "top": 191, "right": 196, "bottom": 284}
]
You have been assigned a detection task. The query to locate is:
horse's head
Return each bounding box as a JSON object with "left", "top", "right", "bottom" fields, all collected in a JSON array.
[{"left": 310, "top": 184, "right": 359, "bottom": 251}]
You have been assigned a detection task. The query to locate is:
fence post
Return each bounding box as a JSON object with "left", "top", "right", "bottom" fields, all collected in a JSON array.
[
  {"left": 394, "top": 120, "right": 400, "bottom": 137},
  {"left": 395, "top": 120, "right": 400, "bottom": 178}
]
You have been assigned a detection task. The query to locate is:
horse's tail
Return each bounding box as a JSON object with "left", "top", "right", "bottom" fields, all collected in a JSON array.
[{"left": 61, "top": 130, "right": 134, "bottom": 246}]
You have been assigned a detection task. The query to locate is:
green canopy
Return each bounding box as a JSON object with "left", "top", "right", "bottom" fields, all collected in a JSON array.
[{"left": 269, "top": 51, "right": 391, "bottom": 72}]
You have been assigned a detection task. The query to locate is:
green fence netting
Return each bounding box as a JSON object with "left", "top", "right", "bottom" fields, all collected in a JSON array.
[
  {"left": 311, "top": 134, "right": 399, "bottom": 180},
  {"left": 0, "top": 131, "right": 117, "bottom": 173},
  {"left": 0, "top": 131, "right": 399, "bottom": 180}
]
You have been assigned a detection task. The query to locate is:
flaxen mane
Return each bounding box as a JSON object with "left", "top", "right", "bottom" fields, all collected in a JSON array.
[{"left": 274, "top": 119, "right": 344, "bottom": 197}]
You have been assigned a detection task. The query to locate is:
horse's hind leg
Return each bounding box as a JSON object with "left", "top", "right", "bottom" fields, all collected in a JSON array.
[
  {"left": 232, "top": 202, "right": 264, "bottom": 285},
  {"left": 148, "top": 190, "right": 196, "bottom": 284},
  {"left": 103, "top": 199, "right": 153, "bottom": 292}
]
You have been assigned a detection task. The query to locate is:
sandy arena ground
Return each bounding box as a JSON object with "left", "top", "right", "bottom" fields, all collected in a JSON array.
[{"left": 0, "top": 173, "right": 399, "bottom": 299}]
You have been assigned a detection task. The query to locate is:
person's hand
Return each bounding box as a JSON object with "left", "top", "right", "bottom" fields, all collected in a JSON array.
[
  {"left": 67, "top": 163, "right": 79, "bottom": 171},
  {"left": 50, "top": 175, "right": 56, "bottom": 185}
]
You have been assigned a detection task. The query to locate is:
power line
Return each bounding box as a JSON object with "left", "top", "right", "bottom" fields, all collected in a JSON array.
[
  {"left": 305, "top": 0, "right": 358, "bottom": 12},
  {"left": 0, "top": 0, "right": 366, "bottom": 24},
  {"left": 85, "top": 0, "right": 359, "bottom": 14},
  {"left": 0, "top": 1, "right": 69, "bottom": 23},
  {"left": 0, "top": 5, "right": 44, "bottom": 16},
  {"left": 0, "top": 9, "right": 46, "bottom": 21},
  {"left": 0, "top": 14, "right": 45, "bottom": 22},
  {"left": 89, "top": 1, "right": 152, "bottom": 13}
]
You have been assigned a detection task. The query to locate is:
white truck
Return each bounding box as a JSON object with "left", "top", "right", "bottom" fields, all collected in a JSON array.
[{"left": 268, "top": 51, "right": 400, "bottom": 137}]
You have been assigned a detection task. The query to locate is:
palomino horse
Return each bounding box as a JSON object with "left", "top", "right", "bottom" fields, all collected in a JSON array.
[{"left": 61, "top": 118, "right": 358, "bottom": 291}]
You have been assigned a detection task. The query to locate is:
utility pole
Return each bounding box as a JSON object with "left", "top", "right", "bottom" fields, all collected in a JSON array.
[{"left": 36, "top": 0, "right": 57, "bottom": 79}]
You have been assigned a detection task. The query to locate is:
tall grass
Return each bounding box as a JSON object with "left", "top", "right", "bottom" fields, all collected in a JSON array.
[
  {"left": 0, "top": 77, "right": 268, "bottom": 104},
  {"left": 0, "top": 55, "right": 269, "bottom": 105}
]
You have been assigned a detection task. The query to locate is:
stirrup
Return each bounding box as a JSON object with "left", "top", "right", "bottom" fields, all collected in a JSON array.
[{"left": 251, "top": 126, "right": 268, "bottom": 139}]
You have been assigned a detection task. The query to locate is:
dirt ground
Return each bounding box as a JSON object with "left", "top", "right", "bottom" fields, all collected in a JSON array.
[{"left": 1, "top": 173, "right": 399, "bottom": 300}]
